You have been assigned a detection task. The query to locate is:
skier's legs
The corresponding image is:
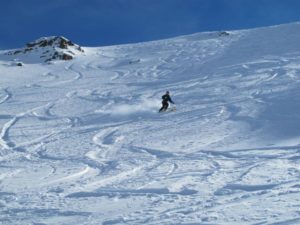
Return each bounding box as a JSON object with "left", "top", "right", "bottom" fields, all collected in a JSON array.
[
  {"left": 159, "top": 102, "right": 169, "bottom": 112},
  {"left": 163, "top": 102, "right": 169, "bottom": 111},
  {"left": 159, "top": 105, "right": 164, "bottom": 112}
]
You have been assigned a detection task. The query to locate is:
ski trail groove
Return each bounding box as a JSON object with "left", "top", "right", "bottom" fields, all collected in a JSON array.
[
  {"left": 76, "top": 166, "right": 144, "bottom": 192},
  {"left": 0, "top": 116, "right": 20, "bottom": 150},
  {"left": 67, "top": 63, "right": 84, "bottom": 81},
  {"left": 44, "top": 166, "right": 96, "bottom": 186},
  {"left": 91, "top": 128, "right": 122, "bottom": 160},
  {"left": 0, "top": 88, "right": 12, "bottom": 104},
  {"left": 0, "top": 103, "right": 69, "bottom": 152}
]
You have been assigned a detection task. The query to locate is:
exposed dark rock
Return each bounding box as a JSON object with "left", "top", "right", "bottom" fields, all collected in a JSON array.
[
  {"left": 26, "top": 37, "right": 77, "bottom": 50},
  {"left": 9, "top": 36, "right": 84, "bottom": 63},
  {"left": 24, "top": 48, "right": 33, "bottom": 53},
  {"left": 62, "top": 54, "right": 73, "bottom": 60},
  {"left": 219, "top": 31, "right": 230, "bottom": 37},
  {"left": 78, "top": 46, "right": 84, "bottom": 52},
  {"left": 26, "top": 42, "right": 36, "bottom": 48},
  {"left": 129, "top": 59, "right": 141, "bottom": 64},
  {"left": 13, "top": 50, "right": 22, "bottom": 55}
]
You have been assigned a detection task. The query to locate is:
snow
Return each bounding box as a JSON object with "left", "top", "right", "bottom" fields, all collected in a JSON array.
[{"left": 1, "top": 22, "right": 300, "bottom": 224}]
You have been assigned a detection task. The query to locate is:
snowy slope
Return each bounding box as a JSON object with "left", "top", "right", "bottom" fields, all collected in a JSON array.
[{"left": 1, "top": 23, "right": 300, "bottom": 225}]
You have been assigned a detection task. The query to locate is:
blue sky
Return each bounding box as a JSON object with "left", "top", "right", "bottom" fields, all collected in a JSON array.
[{"left": 1, "top": 0, "right": 300, "bottom": 49}]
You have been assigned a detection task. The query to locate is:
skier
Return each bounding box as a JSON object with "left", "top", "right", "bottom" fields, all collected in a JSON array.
[{"left": 159, "top": 91, "right": 175, "bottom": 112}]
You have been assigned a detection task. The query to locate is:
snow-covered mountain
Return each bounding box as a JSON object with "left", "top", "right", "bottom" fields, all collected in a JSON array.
[
  {"left": 3, "top": 36, "right": 84, "bottom": 64},
  {"left": 1, "top": 22, "right": 300, "bottom": 225}
]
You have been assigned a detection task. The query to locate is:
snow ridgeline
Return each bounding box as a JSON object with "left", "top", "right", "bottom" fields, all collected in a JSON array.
[{"left": 1, "top": 22, "right": 300, "bottom": 224}]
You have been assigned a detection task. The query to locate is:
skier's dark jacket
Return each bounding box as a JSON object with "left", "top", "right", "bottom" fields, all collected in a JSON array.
[{"left": 162, "top": 94, "right": 174, "bottom": 104}]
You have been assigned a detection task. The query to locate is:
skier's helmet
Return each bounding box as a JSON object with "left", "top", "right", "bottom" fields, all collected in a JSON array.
[{"left": 166, "top": 91, "right": 169, "bottom": 94}]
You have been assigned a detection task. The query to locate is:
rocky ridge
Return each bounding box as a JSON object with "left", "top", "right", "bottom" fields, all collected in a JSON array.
[{"left": 5, "top": 36, "right": 84, "bottom": 63}]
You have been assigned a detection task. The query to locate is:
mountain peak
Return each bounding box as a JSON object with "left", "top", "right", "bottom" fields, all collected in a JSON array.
[
  {"left": 26, "top": 36, "right": 81, "bottom": 50},
  {"left": 5, "top": 36, "right": 84, "bottom": 63}
]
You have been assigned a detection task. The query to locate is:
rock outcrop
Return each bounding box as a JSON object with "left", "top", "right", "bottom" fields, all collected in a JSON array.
[{"left": 6, "top": 36, "right": 84, "bottom": 63}]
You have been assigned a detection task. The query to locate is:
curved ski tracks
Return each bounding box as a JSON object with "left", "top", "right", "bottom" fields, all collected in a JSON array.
[{"left": 1, "top": 30, "right": 300, "bottom": 224}]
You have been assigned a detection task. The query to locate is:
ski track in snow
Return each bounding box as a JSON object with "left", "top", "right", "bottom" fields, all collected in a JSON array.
[
  {"left": 1, "top": 24, "right": 300, "bottom": 224},
  {"left": 0, "top": 88, "right": 12, "bottom": 104}
]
